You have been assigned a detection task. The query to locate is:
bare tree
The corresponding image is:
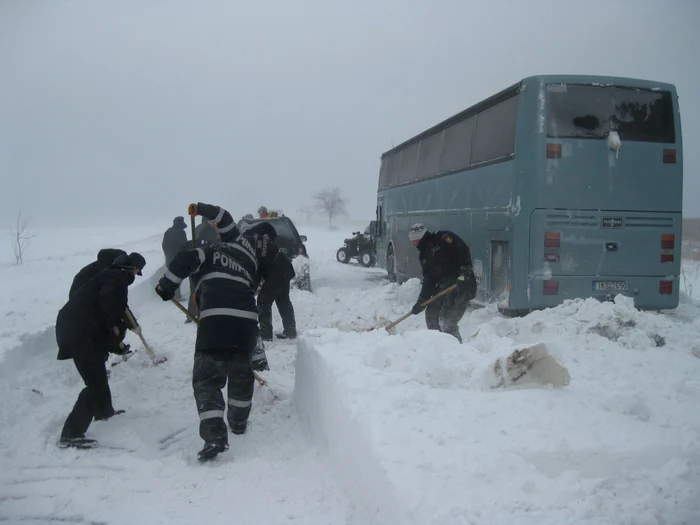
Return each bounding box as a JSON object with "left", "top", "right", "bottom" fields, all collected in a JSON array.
[
  {"left": 8, "top": 211, "right": 34, "bottom": 265},
  {"left": 312, "top": 188, "right": 348, "bottom": 227}
]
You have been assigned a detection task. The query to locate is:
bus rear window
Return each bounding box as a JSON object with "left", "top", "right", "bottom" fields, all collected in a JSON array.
[{"left": 546, "top": 85, "right": 675, "bottom": 143}]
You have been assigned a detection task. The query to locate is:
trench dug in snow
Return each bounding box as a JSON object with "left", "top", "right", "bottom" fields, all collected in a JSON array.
[{"left": 293, "top": 318, "right": 700, "bottom": 525}]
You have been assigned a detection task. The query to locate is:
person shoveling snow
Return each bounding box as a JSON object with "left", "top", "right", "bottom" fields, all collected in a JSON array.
[
  {"left": 56, "top": 252, "right": 146, "bottom": 449},
  {"left": 407, "top": 224, "right": 477, "bottom": 343}
]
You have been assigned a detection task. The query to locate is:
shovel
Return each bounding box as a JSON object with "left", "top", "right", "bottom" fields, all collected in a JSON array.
[
  {"left": 124, "top": 307, "right": 168, "bottom": 365},
  {"left": 371, "top": 283, "right": 459, "bottom": 333},
  {"left": 169, "top": 298, "right": 268, "bottom": 387}
]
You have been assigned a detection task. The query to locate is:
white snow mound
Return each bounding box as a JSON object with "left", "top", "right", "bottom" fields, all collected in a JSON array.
[{"left": 294, "top": 298, "right": 700, "bottom": 524}]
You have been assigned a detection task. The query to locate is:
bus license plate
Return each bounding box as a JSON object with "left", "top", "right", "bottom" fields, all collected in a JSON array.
[{"left": 593, "top": 280, "right": 628, "bottom": 291}]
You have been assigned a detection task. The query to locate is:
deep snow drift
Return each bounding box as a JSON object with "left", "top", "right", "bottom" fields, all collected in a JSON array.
[
  {"left": 1, "top": 220, "right": 699, "bottom": 524},
  {"left": 295, "top": 295, "right": 700, "bottom": 524}
]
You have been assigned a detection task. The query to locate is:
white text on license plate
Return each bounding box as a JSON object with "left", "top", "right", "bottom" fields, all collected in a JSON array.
[{"left": 593, "top": 280, "right": 628, "bottom": 291}]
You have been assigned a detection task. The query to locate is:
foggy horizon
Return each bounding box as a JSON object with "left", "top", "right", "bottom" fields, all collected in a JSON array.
[{"left": 2, "top": 0, "right": 699, "bottom": 225}]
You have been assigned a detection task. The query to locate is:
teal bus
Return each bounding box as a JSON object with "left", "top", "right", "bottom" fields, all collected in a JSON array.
[{"left": 372, "top": 75, "right": 683, "bottom": 313}]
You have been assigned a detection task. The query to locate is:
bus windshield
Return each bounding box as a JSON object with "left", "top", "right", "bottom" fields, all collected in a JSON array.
[{"left": 546, "top": 85, "right": 675, "bottom": 143}]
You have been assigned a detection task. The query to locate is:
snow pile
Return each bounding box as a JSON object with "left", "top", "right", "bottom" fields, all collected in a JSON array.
[{"left": 295, "top": 295, "right": 700, "bottom": 525}]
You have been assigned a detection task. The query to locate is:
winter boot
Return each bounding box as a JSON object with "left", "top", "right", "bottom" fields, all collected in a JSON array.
[
  {"left": 197, "top": 441, "right": 229, "bottom": 462},
  {"left": 252, "top": 338, "right": 269, "bottom": 372},
  {"left": 275, "top": 331, "right": 297, "bottom": 340},
  {"left": 59, "top": 434, "right": 99, "bottom": 449},
  {"left": 231, "top": 421, "right": 247, "bottom": 435}
]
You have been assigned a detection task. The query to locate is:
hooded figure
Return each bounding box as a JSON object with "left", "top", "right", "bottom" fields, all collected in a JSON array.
[
  {"left": 56, "top": 252, "right": 145, "bottom": 449},
  {"left": 162, "top": 216, "right": 188, "bottom": 266},
  {"left": 69, "top": 248, "right": 126, "bottom": 298}
]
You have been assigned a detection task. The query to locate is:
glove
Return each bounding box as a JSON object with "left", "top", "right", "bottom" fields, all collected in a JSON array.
[
  {"left": 411, "top": 302, "right": 425, "bottom": 315},
  {"left": 109, "top": 341, "right": 131, "bottom": 355},
  {"left": 188, "top": 203, "right": 198, "bottom": 217},
  {"left": 155, "top": 284, "right": 175, "bottom": 301}
]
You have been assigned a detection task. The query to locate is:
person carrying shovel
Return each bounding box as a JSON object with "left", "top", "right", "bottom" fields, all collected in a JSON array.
[
  {"left": 408, "top": 223, "right": 477, "bottom": 343},
  {"left": 155, "top": 202, "right": 260, "bottom": 462}
]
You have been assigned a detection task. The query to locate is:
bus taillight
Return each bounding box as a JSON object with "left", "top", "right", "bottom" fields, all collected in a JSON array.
[
  {"left": 544, "top": 231, "right": 560, "bottom": 248},
  {"left": 659, "top": 281, "right": 673, "bottom": 295},
  {"left": 546, "top": 144, "right": 561, "bottom": 159},
  {"left": 543, "top": 280, "right": 559, "bottom": 295},
  {"left": 663, "top": 149, "right": 676, "bottom": 164},
  {"left": 661, "top": 234, "right": 675, "bottom": 263}
]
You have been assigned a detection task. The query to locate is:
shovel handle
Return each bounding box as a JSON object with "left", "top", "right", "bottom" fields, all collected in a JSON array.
[
  {"left": 189, "top": 214, "right": 198, "bottom": 316},
  {"left": 171, "top": 298, "right": 197, "bottom": 322},
  {"left": 124, "top": 307, "right": 160, "bottom": 365},
  {"left": 384, "top": 283, "right": 459, "bottom": 332},
  {"left": 170, "top": 299, "right": 267, "bottom": 387}
]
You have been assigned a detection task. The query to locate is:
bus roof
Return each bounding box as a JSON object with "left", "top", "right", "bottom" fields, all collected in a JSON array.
[{"left": 380, "top": 74, "right": 678, "bottom": 159}]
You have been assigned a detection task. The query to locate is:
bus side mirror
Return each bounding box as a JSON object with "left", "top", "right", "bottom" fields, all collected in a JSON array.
[{"left": 369, "top": 221, "right": 378, "bottom": 236}]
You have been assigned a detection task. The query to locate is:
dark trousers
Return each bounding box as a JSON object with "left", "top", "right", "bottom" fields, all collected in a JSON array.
[
  {"left": 193, "top": 348, "right": 255, "bottom": 445},
  {"left": 61, "top": 358, "right": 114, "bottom": 438},
  {"left": 424, "top": 285, "right": 470, "bottom": 343},
  {"left": 257, "top": 279, "right": 296, "bottom": 340}
]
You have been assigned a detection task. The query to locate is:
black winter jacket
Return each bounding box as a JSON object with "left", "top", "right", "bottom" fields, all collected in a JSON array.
[
  {"left": 416, "top": 230, "right": 476, "bottom": 301},
  {"left": 57, "top": 267, "right": 134, "bottom": 362},
  {"left": 69, "top": 248, "right": 126, "bottom": 298},
  {"left": 159, "top": 204, "right": 257, "bottom": 351}
]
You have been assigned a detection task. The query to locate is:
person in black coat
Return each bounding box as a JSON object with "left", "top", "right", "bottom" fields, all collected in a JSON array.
[
  {"left": 69, "top": 249, "right": 146, "bottom": 332},
  {"left": 248, "top": 225, "right": 297, "bottom": 341},
  {"left": 409, "top": 224, "right": 477, "bottom": 343},
  {"left": 162, "top": 217, "right": 188, "bottom": 301},
  {"left": 155, "top": 202, "right": 257, "bottom": 462},
  {"left": 56, "top": 253, "right": 145, "bottom": 449},
  {"left": 162, "top": 216, "right": 188, "bottom": 266}
]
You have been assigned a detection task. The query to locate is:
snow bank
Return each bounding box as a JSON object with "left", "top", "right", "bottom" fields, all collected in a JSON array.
[{"left": 295, "top": 296, "right": 700, "bottom": 525}]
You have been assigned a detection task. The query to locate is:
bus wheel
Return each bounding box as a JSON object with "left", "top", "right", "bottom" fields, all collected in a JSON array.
[{"left": 386, "top": 246, "right": 396, "bottom": 282}]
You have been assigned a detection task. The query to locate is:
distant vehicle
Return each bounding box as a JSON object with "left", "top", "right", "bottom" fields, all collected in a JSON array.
[
  {"left": 336, "top": 224, "right": 376, "bottom": 267},
  {"left": 237, "top": 216, "right": 311, "bottom": 292},
  {"left": 370, "top": 75, "right": 683, "bottom": 314}
]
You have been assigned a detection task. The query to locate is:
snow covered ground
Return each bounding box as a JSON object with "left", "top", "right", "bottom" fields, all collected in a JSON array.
[{"left": 1, "top": 221, "right": 699, "bottom": 524}]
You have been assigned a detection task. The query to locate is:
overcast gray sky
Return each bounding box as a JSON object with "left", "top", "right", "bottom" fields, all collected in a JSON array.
[{"left": 1, "top": 0, "right": 699, "bottom": 224}]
